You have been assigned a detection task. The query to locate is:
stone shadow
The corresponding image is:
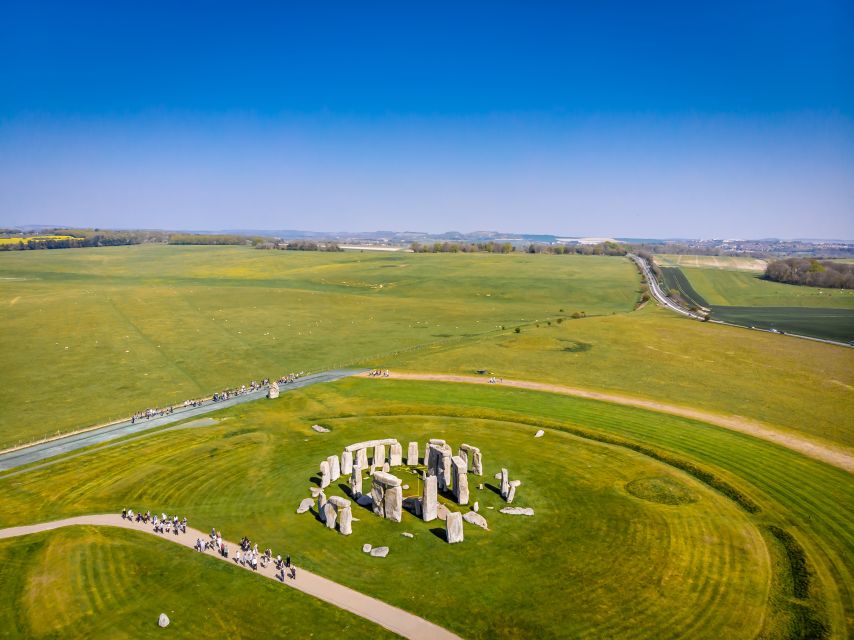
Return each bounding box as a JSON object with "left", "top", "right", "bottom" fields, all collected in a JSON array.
[
  {"left": 484, "top": 482, "right": 502, "bottom": 496},
  {"left": 429, "top": 527, "right": 447, "bottom": 541}
]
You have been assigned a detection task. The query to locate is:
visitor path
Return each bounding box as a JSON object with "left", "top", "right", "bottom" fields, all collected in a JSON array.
[
  {"left": 0, "top": 369, "right": 366, "bottom": 472},
  {"left": 361, "top": 372, "right": 854, "bottom": 473},
  {"left": 0, "top": 514, "right": 461, "bottom": 640}
]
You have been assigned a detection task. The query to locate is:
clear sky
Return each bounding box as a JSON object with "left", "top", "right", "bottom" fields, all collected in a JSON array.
[{"left": 1, "top": 1, "right": 852, "bottom": 238}]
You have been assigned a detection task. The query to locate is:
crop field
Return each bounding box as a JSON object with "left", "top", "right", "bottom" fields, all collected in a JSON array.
[
  {"left": 0, "top": 245, "right": 638, "bottom": 447},
  {"left": 660, "top": 267, "right": 710, "bottom": 309},
  {"left": 1, "top": 379, "right": 849, "bottom": 639},
  {"left": 656, "top": 254, "right": 768, "bottom": 271}
]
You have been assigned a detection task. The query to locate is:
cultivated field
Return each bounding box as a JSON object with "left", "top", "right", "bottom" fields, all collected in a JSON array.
[
  {"left": 2, "top": 379, "right": 848, "bottom": 639},
  {"left": 656, "top": 254, "right": 768, "bottom": 271},
  {"left": 0, "top": 245, "right": 637, "bottom": 447}
]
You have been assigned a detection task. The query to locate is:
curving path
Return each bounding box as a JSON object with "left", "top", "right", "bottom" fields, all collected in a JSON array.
[
  {"left": 0, "top": 514, "right": 461, "bottom": 640},
  {"left": 360, "top": 372, "right": 854, "bottom": 473}
]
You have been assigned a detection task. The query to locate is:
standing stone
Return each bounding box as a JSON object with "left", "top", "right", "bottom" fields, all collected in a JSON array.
[
  {"left": 371, "top": 482, "right": 386, "bottom": 517},
  {"left": 445, "top": 511, "right": 464, "bottom": 544},
  {"left": 267, "top": 381, "right": 279, "bottom": 399},
  {"left": 507, "top": 479, "right": 521, "bottom": 504},
  {"left": 424, "top": 443, "right": 431, "bottom": 467},
  {"left": 407, "top": 441, "right": 419, "bottom": 466},
  {"left": 500, "top": 468, "right": 509, "bottom": 498},
  {"left": 373, "top": 444, "right": 386, "bottom": 466},
  {"left": 350, "top": 465, "right": 363, "bottom": 497},
  {"left": 422, "top": 475, "right": 438, "bottom": 522},
  {"left": 472, "top": 501, "right": 479, "bottom": 512},
  {"left": 451, "top": 455, "right": 469, "bottom": 504},
  {"left": 382, "top": 462, "right": 390, "bottom": 473},
  {"left": 389, "top": 442, "right": 403, "bottom": 466},
  {"left": 458, "top": 447, "right": 469, "bottom": 470},
  {"left": 472, "top": 449, "right": 483, "bottom": 476},
  {"left": 338, "top": 505, "right": 353, "bottom": 535},
  {"left": 341, "top": 450, "right": 353, "bottom": 475},
  {"left": 319, "top": 460, "right": 331, "bottom": 489},
  {"left": 316, "top": 491, "right": 327, "bottom": 522},
  {"left": 323, "top": 502, "right": 337, "bottom": 529},
  {"left": 357, "top": 448, "right": 369, "bottom": 469},
  {"left": 439, "top": 452, "right": 452, "bottom": 492},
  {"left": 327, "top": 455, "right": 341, "bottom": 482},
  {"left": 384, "top": 485, "right": 403, "bottom": 522}
]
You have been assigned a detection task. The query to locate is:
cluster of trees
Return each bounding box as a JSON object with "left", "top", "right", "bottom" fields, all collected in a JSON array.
[
  {"left": 255, "top": 240, "right": 342, "bottom": 251},
  {"left": 167, "top": 233, "right": 258, "bottom": 245},
  {"left": 0, "top": 228, "right": 168, "bottom": 250},
  {"left": 764, "top": 258, "right": 854, "bottom": 289},
  {"left": 527, "top": 241, "right": 626, "bottom": 256},
  {"left": 409, "top": 241, "right": 515, "bottom": 253}
]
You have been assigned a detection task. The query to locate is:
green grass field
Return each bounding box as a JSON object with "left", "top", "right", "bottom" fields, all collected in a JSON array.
[
  {"left": 0, "top": 245, "right": 638, "bottom": 447},
  {"left": 0, "top": 525, "right": 396, "bottom": 639},
  {"left": 2, "top": 379, "right": 849, "bottom": 639}
]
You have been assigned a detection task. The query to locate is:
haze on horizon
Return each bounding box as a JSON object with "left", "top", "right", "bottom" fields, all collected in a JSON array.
[{"left": 1, "top": 2, "right": 852, "bottom": 240}]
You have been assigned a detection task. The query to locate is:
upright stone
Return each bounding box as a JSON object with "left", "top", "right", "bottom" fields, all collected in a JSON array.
[
  {"left": 341, "top": 450, "right": 353, "bottom": 475},
  {"left": 371, "top": 481, "right": 386, "bottom": 517},
  {"left": 319, "top": 460, "right": 331, "bottom": 489},
  {"left": 389, "top": 442, "right": 403, "bottom": 466},
  {"left": 407, "top": 441, "right": 419, "bottom": 466},
  {"left": 357, "top": 448, "right": 369, "bottom": 469},
  {"left": 338, "top": 505, "right": 353, "bottom": 535},
  {"left": 421, "top": 475, "right": 438, "bottom": 522},
  {"left": 445, "top": 511, "right": 464, "bottom": 544},
  {"left": 384, "top": 485, "right": 403, "bottom": 522},
  {"left": 373, "top": 444, "right": 386, "bottom": 466},
  {"left": 500, "top": 468, "right": 509, "bottom": 498},
  {"left": 327, "top": 455, "right": 341, "bottom": 482},
  {"left": 439, "top": 451, "right": 452, "bottom": 492},
  {"left": 457, "top": 447, "right": 469, "bottom": 470},
  {"left": 323, "top": 502, "right": 337, "bottom": 529},
  {"left": 472, "top": 449, "right": 483, "bottom": 476},
  {"left": 451, "top": 455, "right": 469, "bottom": 504},
  {"left": 267, "top": 381, "right": 279, "bottom": 399},
  {"left": 316, "top": 491, "right": 327, "bottom": 522},
  {"left": 350, "top": 465, "right": 363, "bottom": 497}
]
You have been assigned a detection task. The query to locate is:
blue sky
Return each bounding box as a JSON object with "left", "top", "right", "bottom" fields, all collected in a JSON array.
[{"left": 1, "top": 1, "right": 852, "bottom": 238}]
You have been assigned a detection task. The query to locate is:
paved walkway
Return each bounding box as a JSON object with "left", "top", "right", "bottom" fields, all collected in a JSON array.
[
  {"left": 0, "top": 514, "right": 461, "bottom": 640},
  {"left": 362, "top": 372, "right": 854, "bottom": 473},
  {"left": 0, "top": 369, "right": 366, "bottom": 472}
]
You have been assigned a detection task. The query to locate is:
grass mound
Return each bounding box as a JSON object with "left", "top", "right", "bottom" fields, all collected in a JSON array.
[{"left": 625, "top": 476, "right": 699, "bottom": 505}]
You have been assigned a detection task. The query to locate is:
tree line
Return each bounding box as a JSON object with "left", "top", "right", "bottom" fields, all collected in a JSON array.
[
  {"left": 764, "top": 258, "right": 854, "bottom": 289},
  {"left": 409, "top": 240, "right": 627, "bottom": 255}
]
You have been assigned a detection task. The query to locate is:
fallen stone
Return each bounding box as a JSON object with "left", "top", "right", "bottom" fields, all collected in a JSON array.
[
  {"left": 463, "top": 511, "right": 488, "bottom": 530},
  {"left": 445, "top": 511, "right": 464, "bottom": 543},
  {"left": 158, "top": 613, "right": 170, "bottom": 628},
  {"left": 510, "top": 479, "right": 522, "bottom": 487},
  {"left": 311, "top": 424, "right": 330, "bottom": 433},
  {"left": 500, "top": 507, "right": 535, "bottom": 516},
  {"left": 370, "top": 546, "right": 389, "bottom": 558},
  {"left": 362, "top": 543, "right": 372, "bottom": 553},
  {"left": 296, "top": 498, "right": 314, "bottom": 514},
  {"left": 494, "top": 472, "right": 502, "bottom": 480},
  {"left": 402, "top": 484, "right": 409, "bottom": 490},
  {"left": 402, "top": 532, "right": 414, "bottom": 538},
  {"left": 472, "top": 501, "right": 479, "bottom": 512},
  {"left": 534, "top": 429, "right": 545, "bottom": 438}
]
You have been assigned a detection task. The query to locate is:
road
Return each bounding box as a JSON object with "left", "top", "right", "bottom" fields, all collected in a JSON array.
[
  {"left": 629, "top": 253, "right": 705, "bottom": 319},
  {"left": 0, "top": 514, "right": 462, "bottom": 640},
  {"left": 0, "top": 369, "right": 366, "bottom": 472}
]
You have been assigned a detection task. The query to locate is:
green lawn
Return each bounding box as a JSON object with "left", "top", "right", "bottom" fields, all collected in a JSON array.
[
  {"left": 0, "top": 245, "right": 638, "bottom": 447},
  {"left": 1, "top": 379, "right": 850, "bottom": 639},
  {"left": 0, "top": 525, "right": 396, "bottom": 639}
]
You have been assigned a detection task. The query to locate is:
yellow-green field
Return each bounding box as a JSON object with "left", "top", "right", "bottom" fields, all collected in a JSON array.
[{"left": 656, "top": 254, "right": 768, "bottom": 271}]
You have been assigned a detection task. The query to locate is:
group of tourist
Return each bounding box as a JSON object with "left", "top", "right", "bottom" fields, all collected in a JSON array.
[
  {"left": 368, "top": 369, "right": 390, "bottom": 377},
  {"left": 212, "top": 378, "right": 269, "bottom": 402},
  {"left": 130, "top": 407, "right": 175, "bottom": 423},
  {"left": 487, "top": 376, "right": 503, "bottom": 384},
  {"left": 121, "top": 509, "right": 188, "bottom": 535},
  {"left": 277, "top": 372, "right": 305, "bottom": 385},
  {"left": 195, "top": 528, "right": 296, "bottom": 580}
]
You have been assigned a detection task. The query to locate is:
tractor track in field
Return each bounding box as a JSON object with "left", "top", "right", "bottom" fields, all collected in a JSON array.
[
  {"left": 361, "top": 372, "right": 854, "bottom": 473},
  {"left": 0, "top": 514, "right": 461, "bottom": 640}
]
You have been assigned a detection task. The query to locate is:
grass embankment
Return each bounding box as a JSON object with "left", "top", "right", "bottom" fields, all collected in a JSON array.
[
  {"left": 379, "top": 304, "right": 854, "bottom": 450},
  {"left": 0, "top": 525, "right": 396, "bottom": 639},
  {"left": 0, "top": 245, "right": 637, "bottom": 447},
  {"left": 0, "top": 380, "right": 850, "bottom": 639}
]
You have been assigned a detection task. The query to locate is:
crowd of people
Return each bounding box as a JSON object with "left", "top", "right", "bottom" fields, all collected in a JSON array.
[
  {"left": 120, "top": 509, "right": 297, "bottom": 580},
  {"left": 368, "top": 369, "right": 390, "bottom": 377},
  {"left": 487, "top": 376, "right": 503, "bottom": 384},
  {"left": 277, "top": 372, "right": 305, "bottom": 385}
]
